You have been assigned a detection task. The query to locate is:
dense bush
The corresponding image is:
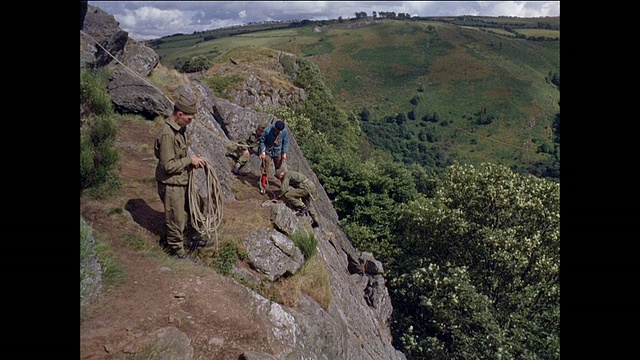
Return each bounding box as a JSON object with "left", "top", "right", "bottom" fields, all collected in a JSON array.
[
  {"left": 180, "top": 55, "right": 212, "bottom": 73},
  {"left": 389, "top": 163, "right": 559, "bottom": 359},
  {"left": 80, "top": 68, "right": 121, "bottom": 198}
]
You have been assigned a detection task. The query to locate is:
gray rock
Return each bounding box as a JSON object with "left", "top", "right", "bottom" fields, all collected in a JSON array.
[
  {"left": 243, "top": 227, "right": 305, "bottom": 281},
  {"left": 107, "top": 69, "right": 173, "bottom": 119},
  {"left": 80, "top": 5, "right": 128, "bottom": 69}
]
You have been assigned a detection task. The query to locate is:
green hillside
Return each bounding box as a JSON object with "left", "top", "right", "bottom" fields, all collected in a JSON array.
[{"left": 148, "top": 17, "right": 559, "bottom": 179}]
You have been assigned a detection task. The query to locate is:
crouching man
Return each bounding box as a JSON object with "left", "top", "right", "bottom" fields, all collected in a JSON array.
[{"left": 277, "top": 164, "right": 319, "bottom": 228}]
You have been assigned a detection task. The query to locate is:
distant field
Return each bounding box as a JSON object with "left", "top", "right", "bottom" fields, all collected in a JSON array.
[
  {"left": 514, "top": 29, "right": 560, "bottom": 39},
  {"left": 153, "top": 27, "right": 322, "bottom": 67}
]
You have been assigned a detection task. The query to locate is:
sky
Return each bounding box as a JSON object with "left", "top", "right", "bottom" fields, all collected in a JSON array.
[{"left": 87, "top": 1, "right": 560, "bottom": 41}]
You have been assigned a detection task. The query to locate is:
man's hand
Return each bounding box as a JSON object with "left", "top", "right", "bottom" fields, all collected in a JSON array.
[
  {"left": 190, "top": 155, "right": 205, "bottom": 168},
  {"left": 282, "top": 153, "right": 287, "bottom": 161},
  {"left": 259, "top": 153, "right": 266, "bottom": 160}
]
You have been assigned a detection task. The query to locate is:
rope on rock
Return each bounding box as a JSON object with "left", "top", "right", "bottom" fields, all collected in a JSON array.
[{"left": 188, "top": 157, "right": 223, "bottom": 252}]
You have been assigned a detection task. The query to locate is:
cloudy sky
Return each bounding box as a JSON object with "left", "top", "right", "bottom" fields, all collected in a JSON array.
[{"left": 87, "top": 1, "right": 560, "bottom": 41}]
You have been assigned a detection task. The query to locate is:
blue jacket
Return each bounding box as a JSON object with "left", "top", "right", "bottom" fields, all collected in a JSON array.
[{"left": 259, "top": 123, "right": 289, "bottom": 157}]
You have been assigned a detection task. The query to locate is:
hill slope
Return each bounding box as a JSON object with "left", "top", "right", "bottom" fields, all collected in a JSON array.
[{"left": 149, "top": 17, "right": 560, "bottom": 174}]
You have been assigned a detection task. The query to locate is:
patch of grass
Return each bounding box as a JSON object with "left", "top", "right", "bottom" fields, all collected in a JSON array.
[
  {"left": 147, "top": 64, "right": 190, "bottom": 98},
  {"left": 123, "top": 233, "right": 147, "bottom": 252},
  {"left": 515, "top": 28, "right": 560, "bottom": 39},
  {"left": 276, "top": 255, "right": 331, "bottom": 310},
  {"left": 290, "top": 230, "right": 317, "bottom": 261},
  {"left": 95, "top": 235, "right": 126, "bottom": 289},
  {"left": 300, "top": 35, "right": 335, "bottom": 56},
  {"left": 203, "top": 73, "right": 244, "bottom": 98},
  {"left": 108, "top": 207, "right": 124, "bottom": 216}
]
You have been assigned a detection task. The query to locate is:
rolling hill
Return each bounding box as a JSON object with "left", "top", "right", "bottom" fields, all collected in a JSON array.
[{"left": 148, "top": 16, "right": 560, "bottom": 178}]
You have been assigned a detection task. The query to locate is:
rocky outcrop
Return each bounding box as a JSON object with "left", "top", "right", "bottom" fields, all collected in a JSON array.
[
  {"left": 80, "top": 4, "right": 128, "bottom": 69},
  {"left": 80, "top": 5, "right": 406, "bottom": 359},
  {"left": 107, "top": 68, "right": 173, "bottom": 119},
  {"left": 231, "top": 71, "right": 307, "bottom": 110}
]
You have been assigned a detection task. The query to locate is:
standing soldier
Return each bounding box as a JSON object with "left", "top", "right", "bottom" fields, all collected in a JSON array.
[{"left": 154, "top": 93, "right": 206, "bottom": 259}]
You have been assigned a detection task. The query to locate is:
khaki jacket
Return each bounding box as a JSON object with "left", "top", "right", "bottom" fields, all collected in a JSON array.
[{"left": 154, "top": 118, "right": 192, "bottom": 185}]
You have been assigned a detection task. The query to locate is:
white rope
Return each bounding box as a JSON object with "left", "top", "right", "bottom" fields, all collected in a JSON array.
[{"left": 188, "top": 158, "right": 224, "bottom": 252}]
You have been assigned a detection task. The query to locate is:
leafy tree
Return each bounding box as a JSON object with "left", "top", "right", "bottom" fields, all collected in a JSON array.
[{"left": 389, "top": 163, "right": 560, "bottom": 359}]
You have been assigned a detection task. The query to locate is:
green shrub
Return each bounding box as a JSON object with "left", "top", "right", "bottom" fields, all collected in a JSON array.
[
  {"left": 181, "top": 54, "right": 213, "bottom": 73},
  {"left": 80, "top": 68, "right": 121, "bottom": 198},
  {"left": 203, "top": 73, "right": 243, "bottom": 98},
  {"left": 80, "top": 67, "right": 113, "bottom": 116},
  {"left": 213, "top": 240, "right": 247, "bottom": 275},
  {"left": 279, "top": 53, "right": 297, "bottom": 78}
]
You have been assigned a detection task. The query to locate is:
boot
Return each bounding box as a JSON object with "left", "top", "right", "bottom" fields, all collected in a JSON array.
[{"left": 232, "top": 163, "right": 241, "bottom": 174}]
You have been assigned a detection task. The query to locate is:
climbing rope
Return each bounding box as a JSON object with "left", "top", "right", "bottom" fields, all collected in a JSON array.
[{"left": 188, "top": 157, "right": 224, "bottom": 252}]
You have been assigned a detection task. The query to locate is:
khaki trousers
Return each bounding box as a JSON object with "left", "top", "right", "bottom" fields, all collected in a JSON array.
[{"left": 158, "top": 183, "right": 189, "bottom": 255}]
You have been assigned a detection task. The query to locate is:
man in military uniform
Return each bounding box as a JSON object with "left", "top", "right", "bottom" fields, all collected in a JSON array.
[
  {"left": 228, "top": 123, "right": 267, "bottom": 174},
  {"left": 277, "top": 164, "right": 319, "bottom": 228},
  {"left": 154, "top": 93, "right": 206, "bottom": 259}
]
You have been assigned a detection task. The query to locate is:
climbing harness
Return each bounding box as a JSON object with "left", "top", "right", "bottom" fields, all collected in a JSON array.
[{"left": 188, "top": 157, "right": 223, "bottom": 252}]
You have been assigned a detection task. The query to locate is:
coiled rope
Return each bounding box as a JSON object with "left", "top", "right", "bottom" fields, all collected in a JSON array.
[{"left": 188, "top": 157, "right": 224, "bottom": 252}]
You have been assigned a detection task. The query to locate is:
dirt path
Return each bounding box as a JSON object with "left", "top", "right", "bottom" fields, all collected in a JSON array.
[{"left": 80, "top": 117, "right": 276, "bottom": 359}]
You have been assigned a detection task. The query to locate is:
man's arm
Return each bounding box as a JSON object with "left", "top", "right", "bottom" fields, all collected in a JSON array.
[{"left": 259, "top": 127, "right": 267, "bottom": 155}]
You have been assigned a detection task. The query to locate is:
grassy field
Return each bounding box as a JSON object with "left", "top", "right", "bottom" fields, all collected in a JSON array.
[
  {"left": 515, "top": 28, "right": 560, "bottom": 39},
  {"left": 148, "top": 17, "right": 559, "bottom": 171}
]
